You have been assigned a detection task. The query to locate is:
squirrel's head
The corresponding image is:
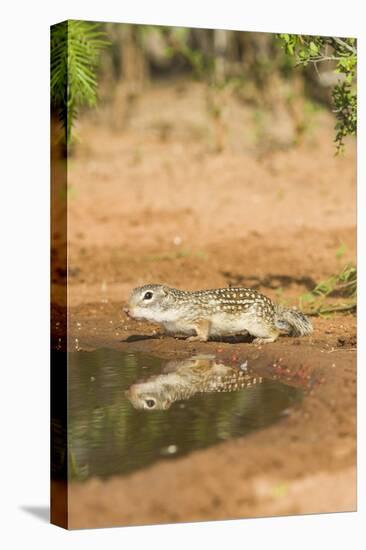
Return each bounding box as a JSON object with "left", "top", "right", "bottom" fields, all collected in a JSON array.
[{"left": 124, "top": 284, "right": 174, "bottom": 322}]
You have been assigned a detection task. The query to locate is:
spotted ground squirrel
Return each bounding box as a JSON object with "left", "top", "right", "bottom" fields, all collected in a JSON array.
[{"left": 124, "top": 284, "right": 313, "bottom": 344}]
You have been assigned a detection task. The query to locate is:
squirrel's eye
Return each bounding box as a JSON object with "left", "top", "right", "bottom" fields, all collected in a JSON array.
[
  {"left": 143, "top": 291, "right": 153, "bottom": 300},
  {"left": 145, "top": 399, "right": 156, "bottom": 408}
]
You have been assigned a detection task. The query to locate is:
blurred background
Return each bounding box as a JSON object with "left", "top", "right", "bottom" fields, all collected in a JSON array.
[
  {"left": 51, "top": 23, "right": 356, "bottom": 314},
  {"left": 71, "top": 24, "right": 350, "bottom": 153}
]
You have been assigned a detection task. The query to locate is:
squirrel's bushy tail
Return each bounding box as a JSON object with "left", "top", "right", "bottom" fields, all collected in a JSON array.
[{"left": 274, "top": 305, "right": 313, "bottom": 337}]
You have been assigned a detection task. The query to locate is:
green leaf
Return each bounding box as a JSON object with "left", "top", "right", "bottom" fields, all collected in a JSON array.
[
  {"left": 336, "top": 242, "right": 347, "bottom": 259},
  {"left": 309, "top": 41, "right": 318, "bottom": 54}
]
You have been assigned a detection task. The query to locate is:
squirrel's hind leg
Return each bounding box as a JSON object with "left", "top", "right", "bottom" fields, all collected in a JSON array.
[
  {"left": 251, "top": 326, "right": 280, "bottom": 345},
  {"left": 187, "top": 319, "right": 211, "bottom": 342},
  {"left": 253, "top": 335, "right": 279, "bottom": 344}
]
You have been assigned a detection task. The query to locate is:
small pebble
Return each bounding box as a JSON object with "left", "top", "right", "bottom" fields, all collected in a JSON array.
[{"left": 173, "top": 236, "right": 183, "bottom": 246}]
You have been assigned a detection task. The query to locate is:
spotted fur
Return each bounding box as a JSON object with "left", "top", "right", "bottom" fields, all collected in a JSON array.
[{"left": 125, "top": 284, "right": 313, "bottom": 343}]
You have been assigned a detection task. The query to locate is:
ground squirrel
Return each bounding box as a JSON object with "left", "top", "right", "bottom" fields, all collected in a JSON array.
[
  {"left": 124, "top": 284, "right": 313, "bottom": 344},
  {"left": 126, "top": 355, "right": 263, "bottom": 410}
]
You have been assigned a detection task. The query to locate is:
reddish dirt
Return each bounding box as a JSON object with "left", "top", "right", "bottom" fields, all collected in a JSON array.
[{"left": 52, "top": 82, "right": 356, "bottom": 528}]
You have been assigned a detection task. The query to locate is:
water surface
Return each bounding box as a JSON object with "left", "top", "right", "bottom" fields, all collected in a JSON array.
[{"left": 65, "top": 348, "right": 302, "bottom": 481}]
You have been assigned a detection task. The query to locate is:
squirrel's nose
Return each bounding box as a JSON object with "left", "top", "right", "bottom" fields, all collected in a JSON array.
[{"left": 123, "top": 307, "right": 130, "bottom": 316}]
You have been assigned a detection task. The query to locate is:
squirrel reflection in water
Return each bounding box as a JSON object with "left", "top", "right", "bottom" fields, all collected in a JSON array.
[{"left": 126, "top": 355, "right": 263, "bottom": 410}]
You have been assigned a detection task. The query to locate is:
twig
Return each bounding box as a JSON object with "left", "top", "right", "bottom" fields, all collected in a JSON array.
[
  {"left": 306, "top": 303, "right": 356, "bottom": 316},
  {"left": 295, "top": 56, "right": 342, "bottom": 67},
  {"left": 331, "top": 37, "right": 357, "bottom": 55},
  {"left": 332, "top": 279, "right": 357, "bottom": 291}
]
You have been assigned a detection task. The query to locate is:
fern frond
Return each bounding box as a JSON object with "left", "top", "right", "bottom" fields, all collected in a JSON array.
[{"left": 51, "top": 20, "right": 108, "bottom": 148}]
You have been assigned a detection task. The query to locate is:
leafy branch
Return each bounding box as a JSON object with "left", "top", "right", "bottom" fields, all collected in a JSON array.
[{"left": 278, "top": 34, "right": 357, "bottom": 152}]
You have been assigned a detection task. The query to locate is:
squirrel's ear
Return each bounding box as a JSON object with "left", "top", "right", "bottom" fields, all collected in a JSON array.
[{"left": 161, "top": 286, "right": 169, "bottom": 296}]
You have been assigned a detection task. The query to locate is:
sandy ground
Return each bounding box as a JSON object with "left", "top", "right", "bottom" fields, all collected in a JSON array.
[{"left": 51, "top": 81, "right": 356, "bottom": 528}]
